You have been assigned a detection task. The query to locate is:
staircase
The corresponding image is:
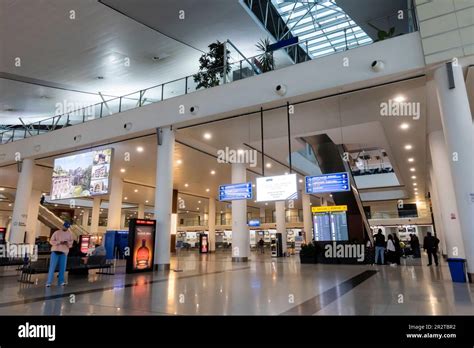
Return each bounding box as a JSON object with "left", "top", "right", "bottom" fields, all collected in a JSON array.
[{"left": 38, "top": 205, "right": 88, "bottom": 239}]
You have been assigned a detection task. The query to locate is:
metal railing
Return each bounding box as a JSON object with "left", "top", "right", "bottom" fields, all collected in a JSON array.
[{"left": 0, "top": 8, "right": 417, "bottom": 145}]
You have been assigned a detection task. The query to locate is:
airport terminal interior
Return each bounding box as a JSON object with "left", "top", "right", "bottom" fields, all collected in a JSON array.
[{"left": 0, "top": 0, "right": 473, "bottom": 316}]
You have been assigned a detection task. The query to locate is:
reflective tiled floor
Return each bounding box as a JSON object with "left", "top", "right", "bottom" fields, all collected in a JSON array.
[{"left": 0, "top": 251, "right": 473, "bottom": 315}]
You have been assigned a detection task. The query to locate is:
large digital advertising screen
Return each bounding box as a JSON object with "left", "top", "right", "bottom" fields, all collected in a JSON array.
[
  {"left": 256, "top": 174, "right": 297, "bottom": 202},
  {"left": 126, "top": 219, "right": 156, "bottom": 273},
  {"left": 51, "top": 149, "right": 112, "bottom": 200}
]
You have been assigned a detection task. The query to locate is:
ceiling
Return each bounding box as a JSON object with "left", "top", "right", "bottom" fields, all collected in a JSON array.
[{"left": 0, "top": 0, "right": 270, "bottom": 125}]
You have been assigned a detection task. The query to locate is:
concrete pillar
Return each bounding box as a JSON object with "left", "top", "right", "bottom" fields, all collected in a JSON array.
[
  {"left": 24, "top": 190, "right": 41, "bottom": 245},
  {"left": 428, "top": 168, "right": 447, "bottom": 256},
  {"left": 154, "top": 127, "right": 175, "bottom": 270},
  {"left": 428, "top": 131, "right": 465, "bottom": 258},
  {"left": 208, "top": 197, "right": 216, "bottom": 252},
  {"left": 137, "top": 203, "right": 145, "bottom": 219},
  {"left": 82, "top": 209, "right": 90, "bottom": 229},
  {"left": 434, "top": 63, "right": 474, "bottom": 279},
  {"left": 106, "top": 163, "right": 123, "bottom": 230},
  {"left": 302, "top": 193, "right": 313, "bottom": 244},
  {"left": 90, "top": 197, "right": 101, "bottom": 234},
  {"left": 120, "top": 213, "right": 126, "bottom": 229},
  {"left": 231, "top": 163, "right": 249, "bottom": 262},
  {"left": 10, "top": 158, "right": 34, "bottom": 243},
  {"left": 275, "top": 200, "right": 287, "bottom": 254}
]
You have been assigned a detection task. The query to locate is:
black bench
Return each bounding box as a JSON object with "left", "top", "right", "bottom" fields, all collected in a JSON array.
[
  {"left": 0, "top": 257, "right": 25, "bottom": 267},
  {"left": 18, "top": 255, "right": 114, "bottom": 284}
]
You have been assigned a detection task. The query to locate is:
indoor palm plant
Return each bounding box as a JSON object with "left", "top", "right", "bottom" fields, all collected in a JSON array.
[{"left": 255, "top": 38, "right": 275, "bottom": 73}]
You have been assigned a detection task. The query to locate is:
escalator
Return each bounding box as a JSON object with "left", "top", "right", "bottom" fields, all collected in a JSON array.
[
  {"left": 38, "top": 205, "right": 88, "bottom": 239},
  {"left": 301, "top": 134, "right": 372, "bottom": 243}
]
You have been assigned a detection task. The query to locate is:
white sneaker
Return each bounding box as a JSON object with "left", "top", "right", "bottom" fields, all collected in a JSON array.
[
  {"left": 60, "top": 282, "right": 67, "bottom": 286},
  {"left": 45, "top": 283, "right": 51, "bottom": 287}
]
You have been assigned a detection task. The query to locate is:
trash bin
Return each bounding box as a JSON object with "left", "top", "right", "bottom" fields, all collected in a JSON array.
[{"left": 447, "top": 258, "right": 467, "bottom": 283}]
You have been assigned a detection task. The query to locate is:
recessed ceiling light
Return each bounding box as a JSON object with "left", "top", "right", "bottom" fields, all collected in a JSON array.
[
  {"left": 411, "top": 176, "right": 416, "bottom": 179},
  {"left": 254, "top": 200, "right": 257, "bottom": 203},
  {"left": 220, "top": 211, "right": 223, "bottom": 214},
  {"left": 145, "top": 200, "right": 149, "bottom": 203},
  {"left": 184, "top": 183, "right": 189, "bottom": 187},
  {"left": 198, "top": 200, "right": 201, "bottom": 204},
  {"left": 8, "top": 203, "right": 12, "bottom": 207},
  {"left": 136, "top": 146, "right": 144, "bottom": 152},
  {"left": 299, "top": 179, "right": 303, "bottom": 183},
  {"left": 400, "top": 123, "right": 410, "bottom": 130},
  {"left": 54, "top": 204, "right": 58, "bottom": 207},
  {"left": 124, "top": 197, "right": 128, "bottom": 200},
  {"left": 176, "top": 159, "right": 182, "bottom": 165},
  {"left": 408, "top": 158, "right": 414, "bottom": 162},
  {"left": 134, "top": 189, "right": 138, "bottom": 193},
  {"left": 265, "top": 203, "right": 268, "bottom": 206},
  {"left": 413, "top": 183, "right": 417, "bottom": 186},
  {"left": 210, "top": 170, "right": 216, "bottom": 175},
  {"left": 203, "top": 133, "right": 212, "bottom": 140},
  {"left": 330, "top": 194, "right": 333, "bottom": 197},
  {"left": 206, "top": 188, "right": 210, "bottom": 192},
  {"left": 393, "top": 95, "right": 406, "bottom": 103},
  {"left": 120, "top": 168, "right": 126, "bottom": 173},
  {"left": 404, "top": 145, "right": 413, "bottom": 150},
  {"left": 0, "top": 187, "right": 4, "bottom": 191},
  {"left": 252, "top": 184, "right": 255, "bottom": 187},
  {"left": 197, "top": 207, "right": 200, "bottom": 210},
  {"left": 266, "top": 163, "right": 272, "bottom": 168},
  {"left": 414, "top": 188, "right": 418, "bottom": 191},
  {"left": 410, "top": 168, "right": 416, "bottom": 172}
]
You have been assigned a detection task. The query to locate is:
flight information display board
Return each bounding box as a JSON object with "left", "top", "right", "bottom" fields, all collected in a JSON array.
[
  {"left": 219, "top": 182, "right": 252, "bottom": 201},
  {"left": 312, "top": 206, "right": 349, "bottom": 241}
]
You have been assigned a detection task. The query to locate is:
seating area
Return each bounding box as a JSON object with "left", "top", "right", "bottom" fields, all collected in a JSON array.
[
  {"left": 18, "top": 255, "right": 114, "bottom": 284},
  {"left": 0, "top": 257, "right": 25, "bottom": 267}
]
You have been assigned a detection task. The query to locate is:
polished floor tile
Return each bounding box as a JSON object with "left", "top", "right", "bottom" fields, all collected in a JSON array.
[{"left": 0, "top": 251, "right": 472, "bottom": 315}]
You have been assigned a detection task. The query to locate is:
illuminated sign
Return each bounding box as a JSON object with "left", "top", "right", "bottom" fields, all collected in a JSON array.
[
  {"left": 219, "top": 183, "right": 252, "bottom": 201},
  {"left": 311, "top": 205, "right": 348, "bottom": 213},
  {"left": 256, "top": 174, "right": 297, "bottom": 202},
  {"left": 305, "top": 172, "right": 350, "bottom": 194}
]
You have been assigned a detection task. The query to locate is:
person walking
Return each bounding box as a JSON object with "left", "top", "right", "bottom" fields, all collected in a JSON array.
[
  {"left": 423, "top": 232, "right": 440, "bottom": 266},
  {"left": 374, "top": 229, "right": 386, "bottom": 265},
  {"left": 258, "top": 238, "right": 265, "bottom": 254},
  {"left": 386, "top": 234, "right": 397, "bottom": 267},
  {"left": 392, "top": 233, "right": 401, "bottom": 265},
  {"left": 46, "top": 221, "right": 74, "bottom": 287},
  {"left": 410, "top": 234, "right": 421, "bottom": 258}
]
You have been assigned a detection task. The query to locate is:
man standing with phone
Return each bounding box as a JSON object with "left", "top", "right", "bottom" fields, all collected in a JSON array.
[{"left": 46, "top": 221, "right": 74, "bottom": 287}]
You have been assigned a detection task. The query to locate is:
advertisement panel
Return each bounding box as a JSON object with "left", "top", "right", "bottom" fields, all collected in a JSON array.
[
  {"left": 256, "top": 174, "right": 297, "bottom": 202},
  {"left": 126, "top": 219, "right": 156, "bottom": 273},
  {"left": 51, "top": 148, "right": 112, "bottom": 200}
]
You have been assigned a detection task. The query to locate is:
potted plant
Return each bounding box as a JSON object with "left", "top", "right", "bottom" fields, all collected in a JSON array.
[
  {"left": 367, "top": 23, "right": 396, "bottom": 41},
  {"left": 255, "top": 38, "right": 275, "bottom": 72},
  {"left": 193, "top": 41, "right": 231, "bottom": 90},
  {"left": 299, "top": 241, "right": 317, "bottom": 264}
]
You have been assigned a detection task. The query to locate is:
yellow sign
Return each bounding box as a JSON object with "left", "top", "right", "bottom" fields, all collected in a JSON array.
[{"left": 312, "top": 205, "right": 348, "bottom": 213}]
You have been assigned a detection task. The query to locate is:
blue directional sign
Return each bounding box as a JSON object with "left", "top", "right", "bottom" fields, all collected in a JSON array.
[
  {"left": 305, "top": 172, "right": 350, "bottom": 194},
  {"left": 219, "top": 182, "right": 253, "bottom": 201},
  {"left": 248, "top": 219, "right": 261, "bottom": 227}
]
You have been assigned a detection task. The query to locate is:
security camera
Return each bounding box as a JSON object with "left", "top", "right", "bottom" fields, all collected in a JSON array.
[
  {"left": 123, "top": 122, "right": 132, "bottom": 131},
  {"left": 371, "top": 60, "right": 385, "bottom": 72},
  {"left": 190, "top": 106, "right": 199, "bottom": 115},
  {"left": 275, "top": 84, "right": 287, "bottom": 96}
]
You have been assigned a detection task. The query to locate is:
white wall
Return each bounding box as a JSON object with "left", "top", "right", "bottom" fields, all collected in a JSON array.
[{"left": 0, "top": 33, "right": 425, "bottom": 165}]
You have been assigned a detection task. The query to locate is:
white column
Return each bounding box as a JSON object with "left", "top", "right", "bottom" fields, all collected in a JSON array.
[
  {"left": 428, "top": 131, "right": 465, "bottom": 258},
  {"left": 154, "top": 127, "right": 175, "bottom": 270},
  {"left": 90, "top": 197, "right": 101, "bottom": 234},
  {"left": 321, "top": 197, "right": 327, "bottom": 206},
  {"left": 302, "top": 193, "right": 313, "bottom": 244},
  {"left": 428, "top": 168, "right": 447, "bottom": 256},
  {"left": 208, "top": 197, "right": 216, "bottom": 252},
  {"left": 275, "top": 200, "right": 287, "bottom": 254},
  {"left": 231, "top": 163, "right": 249, "bottom": 262},
  {"left": 106, "top": 166, "right": 123, "bottom": 230},
  {"left": 25, "top": 190, "right": 42, "bottom": 245},
  {"left": 10, "top": 158, "right": 34, "bottom": 244},
  {"left": 434, "top": 63, "right": 474, "bottom": 279},
  {"left": 82, "top": 209, "right": 90, "bottom": 229},
  {"left": 137, "top": 203, "right": 145, "bottom": 219}
]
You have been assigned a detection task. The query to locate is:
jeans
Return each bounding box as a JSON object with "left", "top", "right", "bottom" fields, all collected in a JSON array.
[
  {"left": 46, "top": 252, "right": 67, "bottom": 285},
  {"left": 375, "top": 246, "right": 385, "bottom": 265}
]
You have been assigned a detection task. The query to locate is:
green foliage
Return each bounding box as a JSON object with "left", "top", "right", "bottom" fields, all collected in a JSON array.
[
  {"left": 255, "top": 38, "right": 275, "bottom": 72},
  {"left": 193, "top": 41, "right": 231, "bottom": 90},
  {"left": 368, "top": 23, "right": 396, "bottom": 41}
]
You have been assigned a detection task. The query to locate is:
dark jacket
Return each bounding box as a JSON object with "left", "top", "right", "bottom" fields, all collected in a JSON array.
[
  {"left": 374, "top": 233, "right": 386, "bottom": 247},
  {"left": 423, "top": 235, "right": 439, "bottom": 251}
]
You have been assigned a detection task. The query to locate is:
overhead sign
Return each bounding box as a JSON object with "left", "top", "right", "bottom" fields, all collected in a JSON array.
[
  {"left": 267, "top": 37, "right": 299, "bottom": 52},
  {"left": 219, "top": 182, "right": 252, "bottom": 201},
  {"left": 312, "top": 205, "right": 348, "bottom": 213},
  {"left": 305, "top": 172, "right": 350, "bottom": 194},
  {"left": 248, "top": 219, "right": 261, "bottom": 227},
  {"left": 256, "top": 174, "right": 298, "bottom": 202}
]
